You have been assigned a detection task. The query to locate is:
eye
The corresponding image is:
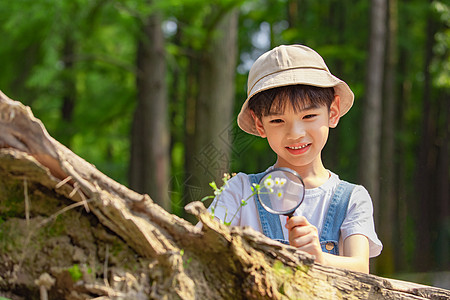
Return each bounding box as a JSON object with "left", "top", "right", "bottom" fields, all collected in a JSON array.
[
  {"left": 303, "top": 114, "right": 317, "bottom": 119},
  {"left": 269, "top": 119, "right": 284, "bottom": 124}
]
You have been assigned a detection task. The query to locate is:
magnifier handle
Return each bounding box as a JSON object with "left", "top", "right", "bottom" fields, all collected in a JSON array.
[{"left": 285, "top": 212, "right": 295, "bottom": 220}]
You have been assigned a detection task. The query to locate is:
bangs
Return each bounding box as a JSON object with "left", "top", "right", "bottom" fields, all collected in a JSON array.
[
  {"left": 267, "top": 88, "right": 317, "bottom": 115},
  {"left": 248, "top": 85, "right": 335, "bottom": 118}
]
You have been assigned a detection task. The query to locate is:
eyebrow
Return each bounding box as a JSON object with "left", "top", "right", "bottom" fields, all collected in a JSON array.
[{"left": 266, "top": 104, "right": 321, "bottom": 116}]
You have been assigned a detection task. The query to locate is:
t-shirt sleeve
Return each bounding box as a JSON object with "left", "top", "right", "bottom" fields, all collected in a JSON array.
[
  {"left": 340, "top": 185, "right": 383, "bottom": 257},
  {"left": 206, "top": 173, "right": 248, "bottom": 226}
]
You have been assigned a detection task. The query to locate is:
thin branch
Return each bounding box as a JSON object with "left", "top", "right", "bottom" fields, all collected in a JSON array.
[
  {"left": 37, "top": 198, "right": 96, "bottom": 229},
  {"left": 104, "top": 244, "right": 110, "bottom": 287},
  {"left": 55, "top": 175, "right": 73, "bottom": 189},
  {"left": 24, "top": 177, "right": 30, "bottom": 227},
  {"left": 69, "top": 182, "right": 80, "bottom": 198}
]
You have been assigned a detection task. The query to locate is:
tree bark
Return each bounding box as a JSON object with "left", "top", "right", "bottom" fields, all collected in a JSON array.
[
  {"left": 184, "top": 8, "right": 238, "bottom": 220},
  {"left": 359, "top": 0, "right": 387, "bottom": 225},
  {"left": 59, "top": 35, "right": 77, "bottom": 148},
  {"left": 129, "top": 11, "right": 170, "bottom": 211},
  {"left": 1, "top": 91, "right": 449, "bottom": 299},
  {"left": 378, "top": 0, "right": 398, "bottom": 275},
  {"left": 414, "top": 1, "right": 443, "bottom": 271}
]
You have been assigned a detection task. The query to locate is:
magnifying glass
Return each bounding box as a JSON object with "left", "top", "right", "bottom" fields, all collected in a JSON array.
[{"left": 257, "top": 167, "right": 306, "bottom": 218}]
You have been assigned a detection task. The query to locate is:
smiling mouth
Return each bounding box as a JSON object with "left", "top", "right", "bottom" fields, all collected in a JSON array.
[{"left": 287, "top": 144, "right": 310, "bottom": 150}]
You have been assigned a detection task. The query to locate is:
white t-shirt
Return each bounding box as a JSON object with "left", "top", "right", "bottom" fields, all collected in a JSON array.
[{"left": 208, "top": 168, "right": 383, "bottom": 258}]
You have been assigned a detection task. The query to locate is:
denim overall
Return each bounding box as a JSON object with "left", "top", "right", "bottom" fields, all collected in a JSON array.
[{"left": 248, "top": 172, "right": 355, "bottom": 255}]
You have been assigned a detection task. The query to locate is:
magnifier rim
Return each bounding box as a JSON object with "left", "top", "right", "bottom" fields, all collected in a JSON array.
[{"left": 257, "top": 167, "right": 306, "bottom": 215}]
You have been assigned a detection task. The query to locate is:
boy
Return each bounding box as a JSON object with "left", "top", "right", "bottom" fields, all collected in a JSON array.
[{"left": 209, "top": 45, "right": 382, "bottom": 273}]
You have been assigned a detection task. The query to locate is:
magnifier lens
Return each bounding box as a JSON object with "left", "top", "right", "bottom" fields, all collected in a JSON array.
[{"left": 257, "top": 168, "right": 305, "bottom": 216}]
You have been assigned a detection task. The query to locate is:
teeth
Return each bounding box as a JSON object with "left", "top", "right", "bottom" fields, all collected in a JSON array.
[{"left": 288, "top": 144, "right": 308, "bottom": 150}]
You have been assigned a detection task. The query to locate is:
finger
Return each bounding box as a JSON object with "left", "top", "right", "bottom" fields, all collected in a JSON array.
[
  {"left": 285, "top": 215, "right": 309, "bottom": 229},
  {"left": 288, "top": 224, "right": 318, "bottom": 242},
  {"left": 290, "top": 233, "right": 317, "bottom": 249}
]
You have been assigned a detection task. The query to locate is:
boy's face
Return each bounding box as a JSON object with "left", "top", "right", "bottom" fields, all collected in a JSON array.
[{"left": 252, "top": 95, "right": 341, "bottom": 172}]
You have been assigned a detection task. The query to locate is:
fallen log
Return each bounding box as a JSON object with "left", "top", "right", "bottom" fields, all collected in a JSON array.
[{"left": 0, "top": 90, "right": 448, "bottom": 299}]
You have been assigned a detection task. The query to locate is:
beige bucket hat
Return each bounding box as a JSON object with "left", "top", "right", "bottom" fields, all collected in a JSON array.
[{"left": 237, "top": 45, "right": 354, "bottom": 136}]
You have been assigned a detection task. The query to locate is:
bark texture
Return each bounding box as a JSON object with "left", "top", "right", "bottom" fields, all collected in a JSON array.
[
  {"left": 1, "top": 90, "right": 449, "bottom": 299},
  {"left": 359, "top": 0, "right": 387, "bottom": 220},
  {"left": 378, "top": 0, "right": 398, "bottom": 275},
  {"left": 184, "top": 8, "right": 238, "bottom": 219},
  {"left": 130, "top": 10, "right": 170, "bottom": 211}
]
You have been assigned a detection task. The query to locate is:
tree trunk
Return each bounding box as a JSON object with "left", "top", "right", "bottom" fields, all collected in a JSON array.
[
  {"left": 414, "top": 1, "right": 442, "bottom": 271},
  {"left": 395, "top": 43, "right": 411, "bottom": 272},
  {"left": 435, "top": 91, "right": 449, "bottom": 269},
  {"left": 129, "top": 11, "right": 170, "bottom": 211},
  {"left": 378, "top": 0, "right": 397, "bottom": 276},
  {"left": 1, "top": 91, "right": 449, "bottom": 299},
  {"left": 184, "top": 8, "right": 238, "bottom": 220},
  {"left": 59, "top": 35, "right": 76, "bottom": 148},
  {"left": 359, "top": 0, "right": 387, "bottom": 224}
]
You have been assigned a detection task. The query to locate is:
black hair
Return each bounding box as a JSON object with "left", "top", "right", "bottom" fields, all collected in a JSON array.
[{"left": 248, "top": 85, "right": 335, "bottom": 119}]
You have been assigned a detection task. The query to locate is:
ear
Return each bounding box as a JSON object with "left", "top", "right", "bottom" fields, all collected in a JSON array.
[
  {"left": 329, "top": 95, "right": 341, "bottom": 128},
  {"left": 250, "top": 110, "right": 267, "bottom": 138}
]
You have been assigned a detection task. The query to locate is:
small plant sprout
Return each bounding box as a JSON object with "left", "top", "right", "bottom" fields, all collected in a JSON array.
[
  {"left": 201, "top": 173, "right": 234, "bottom": 220},
  {"left": 201, "top": 173, "right": 232, "bottom": 203},
  {"left": 224, "top": 197, "right": 248, "bottom": 226},
  {"left": 201, "top": 173, "right": 289, "bottom": 226},
  {"left": 202, "top": 173, "right": 263, "bottom": 226},
  {"left": 180, "top": 249, "right": 192, "bottom": 268}
]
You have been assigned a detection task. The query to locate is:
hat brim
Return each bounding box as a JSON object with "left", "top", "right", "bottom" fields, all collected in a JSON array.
[{"left": 237, "top": 68, "right": 354, "bottom": 136}]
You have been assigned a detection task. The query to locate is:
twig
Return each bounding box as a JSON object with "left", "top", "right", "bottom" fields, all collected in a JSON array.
[
  {"left": 38, "top": 198, "right": 95, "bottom": 228},
  {"left": 60, "top": 161, "right": 97, "bottom": 210},
  {"left": 69, "top": 182, "right": 80, "bottom": 198},
  {"left": 55, "top": 175, "right": 90, "bottom": 212},
  {"left": 55, "top": 175, "right": 73, "bottom": 189},
  {"left": 68, "top": 182, "right": 90, "bottom": 213},
  {"left": 104, "top": 244, "right": 110, "bottom": 287},
  {"left": 24, "top": 178, "right": 30, "bottom": 227},
  {"left": 78, "top": 184, "right": 90, "bottom": 213}
]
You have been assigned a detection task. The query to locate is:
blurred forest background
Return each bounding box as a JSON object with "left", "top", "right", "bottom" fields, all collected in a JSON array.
[{"left": 0, "top": 0, "right": 448, "bottom": 284}]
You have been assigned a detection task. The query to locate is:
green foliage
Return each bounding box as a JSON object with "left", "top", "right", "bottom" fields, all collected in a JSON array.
[
  {"left": 68, "top": 264, "right": 83, "bottom": 282},
  {"left": 203, "top": 173, "right": 257, "bottom": 225},
  {"left": 273, "top": 260, "right": 293, "bottom": 277},
  {"left": 0, "top": 0, "right": 137, "bottom": 184},
  {"left": 431, "top": 1, "right": 450, "bottom": 88},
  {"left": 180, "top": 249, "right": 192, "bottom": 268},
  {"left": 0, "top": 221, "right": 16, "bottom": 252}
]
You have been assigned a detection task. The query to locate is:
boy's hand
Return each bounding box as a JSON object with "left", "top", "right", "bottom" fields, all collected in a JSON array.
[{"left": 285, "top": 216, "right": 325, "bottom": 264}]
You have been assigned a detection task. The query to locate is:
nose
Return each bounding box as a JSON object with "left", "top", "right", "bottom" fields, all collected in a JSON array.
[{"left": 287, "top": 120, "right": 306, "bottom": 139}]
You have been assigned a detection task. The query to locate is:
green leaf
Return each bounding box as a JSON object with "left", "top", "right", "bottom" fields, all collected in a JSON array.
[
  {"left": 201, "top": 195, "right": 214, "bottom": 202},
  {"left": 209, "top": 181, "right": 218, "bottom": 191},
  {"left": 68, "top": 264, "right": 83, "bottom": 282}
]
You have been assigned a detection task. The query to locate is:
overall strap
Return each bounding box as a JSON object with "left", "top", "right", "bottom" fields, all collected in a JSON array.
[
  {"left": 248, "top": 173, "right": 286, "bottom": 243},
  {"left": 319, "top": 181, "right": 355, "bottom": 254}
]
